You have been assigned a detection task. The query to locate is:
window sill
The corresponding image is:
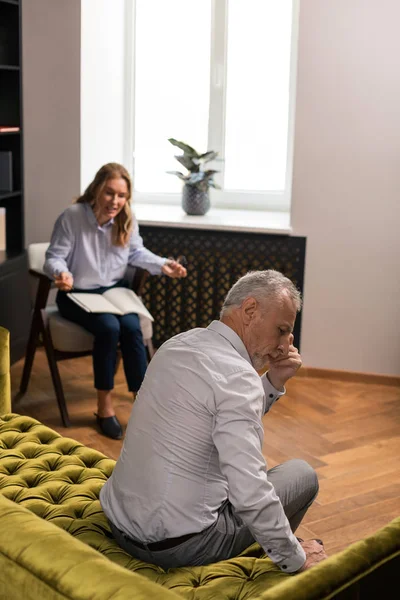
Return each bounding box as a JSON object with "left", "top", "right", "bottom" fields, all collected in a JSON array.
[{"left": 134, "top": 203, "right": 292, "bottom": 235}]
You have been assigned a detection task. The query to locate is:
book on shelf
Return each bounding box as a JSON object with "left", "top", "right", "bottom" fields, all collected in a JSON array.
[
  {"left": 0, "top": 126, "right": 20, "bottom": 133},
  {"left": 67, "top": 286, "right": 154, "bottom": 320}
]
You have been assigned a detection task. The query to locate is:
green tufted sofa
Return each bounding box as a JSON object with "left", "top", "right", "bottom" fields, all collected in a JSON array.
[{"left": 0, "top": 326, "right": 399, "bottom": 600}]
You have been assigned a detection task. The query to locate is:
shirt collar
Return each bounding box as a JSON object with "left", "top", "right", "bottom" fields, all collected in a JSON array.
[
  {"left": 84, "top": 202, "right": 114, "bottom": 228},
  {"left": 207, "top": 320, "right": 252, "bottom": 365}
]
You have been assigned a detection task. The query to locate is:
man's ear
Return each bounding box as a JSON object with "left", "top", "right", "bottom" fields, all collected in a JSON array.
[{"left": 241, "top": 297, "right": 258, "bottom": 324}]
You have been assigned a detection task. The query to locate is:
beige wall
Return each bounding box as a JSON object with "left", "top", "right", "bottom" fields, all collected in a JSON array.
[
  {"left": 21, "top": 0, "right": 400, "bottom": 375},
  {"left": 22, "top": 0, "right": 81, "bottom": 244},
  {"left": 291, "top": 0, "right": 400, "bottom": 375}
]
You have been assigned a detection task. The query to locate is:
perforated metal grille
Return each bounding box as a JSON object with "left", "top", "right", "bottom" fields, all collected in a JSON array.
[{"left": 140, "top": 226, "right": 306, "bottom": 350}]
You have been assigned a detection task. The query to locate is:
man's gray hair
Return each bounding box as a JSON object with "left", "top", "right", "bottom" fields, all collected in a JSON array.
[{"left": 220, "top": 270, "right": 301, "bottom": 318}]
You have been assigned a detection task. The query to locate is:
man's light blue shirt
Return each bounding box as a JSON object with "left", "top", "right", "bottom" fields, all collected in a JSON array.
[
  {"left": 100, "top": 321, "right": 306, "bottom": 572},
  {"left": 43, "top": 202, "right": 166, "bottom": 288}
]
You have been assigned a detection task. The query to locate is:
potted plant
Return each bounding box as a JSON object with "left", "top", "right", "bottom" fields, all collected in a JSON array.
[{"left": 167, "top": 138, "right": 221, "bottom": 215}]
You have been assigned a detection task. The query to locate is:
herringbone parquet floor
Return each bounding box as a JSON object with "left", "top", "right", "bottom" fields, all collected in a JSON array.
[{"left": 10, "top": 349, "right": 400, "bottom": 557}]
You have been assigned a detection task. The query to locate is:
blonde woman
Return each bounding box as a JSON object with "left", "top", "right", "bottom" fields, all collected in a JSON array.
[{"left": 44, "top": 163, "right": 186, "bottom": 439}]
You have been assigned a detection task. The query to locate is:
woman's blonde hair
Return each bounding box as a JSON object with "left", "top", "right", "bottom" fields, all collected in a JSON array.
[{"left": 76, "top": 163, "right": 133, "bottom": 246}]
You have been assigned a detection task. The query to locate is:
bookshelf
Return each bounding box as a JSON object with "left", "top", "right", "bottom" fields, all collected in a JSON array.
[{"left": 0, "top": 0, "right": 31, "bottom": 364}]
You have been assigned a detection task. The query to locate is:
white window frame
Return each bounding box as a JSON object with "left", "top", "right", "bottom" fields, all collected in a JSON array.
[{"left": 124, "top": 0, "right": 299, "bottom": 213}]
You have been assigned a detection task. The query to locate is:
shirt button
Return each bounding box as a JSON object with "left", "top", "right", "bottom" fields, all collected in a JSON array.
[
  {"left": 267, "top": 549, "right": 272, "bottom": 553},
  {"left": 282, "top": 565, "right": 287, "bottom": 569},
  {"left": 269, "top": 393, "right": 274, "bottom": 398}
]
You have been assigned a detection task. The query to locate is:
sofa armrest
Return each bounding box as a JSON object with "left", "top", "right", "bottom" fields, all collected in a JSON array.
[
  {"left": 0, "top": 494, "right": 181, "bottom": 600},
  {"left": 254, "top": 516, "right": 400, "bottom": 600},
  {"left": 0, "top": 327, "right": 11, "bottom": 415}
]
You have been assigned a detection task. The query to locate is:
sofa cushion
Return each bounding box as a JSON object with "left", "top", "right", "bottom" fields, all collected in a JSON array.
[
  {"left": 0, "top": 413, "right": 287, "bottom": 599},
  {"left": 2, "top": 414, "right": 400, "bottom": 600},
  {"left": 0, "top": 493, "right": 181, "bottom": 600}
]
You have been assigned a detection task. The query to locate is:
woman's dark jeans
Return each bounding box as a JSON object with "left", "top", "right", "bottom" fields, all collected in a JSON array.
[{"left": 56, "top": 281, "right": 147, "bottom": 392}]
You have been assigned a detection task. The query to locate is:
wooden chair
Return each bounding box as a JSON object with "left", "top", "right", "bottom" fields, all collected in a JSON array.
[{"left": 18, "top": 243, "right": 155, "bottom": 427}]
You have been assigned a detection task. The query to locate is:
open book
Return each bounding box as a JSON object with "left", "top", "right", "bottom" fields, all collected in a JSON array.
[{"left": 67, "top": 287, "right": 154, "bottom": 321}]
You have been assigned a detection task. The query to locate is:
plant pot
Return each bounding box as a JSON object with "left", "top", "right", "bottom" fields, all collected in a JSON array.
[{"left": 182, "top": 184, "right": 210, "bottom": 216}]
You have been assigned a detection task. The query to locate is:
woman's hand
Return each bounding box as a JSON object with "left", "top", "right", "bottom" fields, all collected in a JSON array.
[
  {"left": 54, "top": 272, "right": 74, "bottom": 291},
  {"left": 162, "top": 260, "right": 187, "bottom": 279}
]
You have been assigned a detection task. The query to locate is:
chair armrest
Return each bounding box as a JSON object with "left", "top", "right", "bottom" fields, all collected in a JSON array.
[
  {"left": 130, "top": 267, "right": 150, "bottom": 297},
  {"left": 29, "top": 268, "right": 51, "bottom": 280},
  {"left": 28, "top": 269, "right": 52, "bottom": 311}
]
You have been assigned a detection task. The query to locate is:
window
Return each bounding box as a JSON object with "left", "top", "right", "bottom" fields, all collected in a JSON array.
[{"left": 126, "top": 0, "right": 299, "bottom": 211}]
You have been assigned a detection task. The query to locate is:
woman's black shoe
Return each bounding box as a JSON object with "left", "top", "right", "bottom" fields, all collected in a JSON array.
[{"left": 95, "top": 414, "right": 123, "bottom": 439}]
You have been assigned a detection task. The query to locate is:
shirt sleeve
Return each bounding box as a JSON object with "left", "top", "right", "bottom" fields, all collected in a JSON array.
[
  {"left": 128, "top": 221, "right": 168, "bottom": 275},
  {"left": 43, "top": 211, "right": 74, "bottom": 279},
  {"left": 261, "top": 372, "right": 286, "bottom": 414},
  {"left": 212, "top": 369, "right": 306, "bottom": 573}
]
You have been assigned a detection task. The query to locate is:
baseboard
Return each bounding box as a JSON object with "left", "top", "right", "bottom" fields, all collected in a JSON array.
[{"left": 297, "top": 366, "right": 400, "bottom": 387}]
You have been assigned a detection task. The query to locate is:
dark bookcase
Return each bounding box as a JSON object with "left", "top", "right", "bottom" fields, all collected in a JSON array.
[{"left": 0, "top": 0, "right": 31, "bottom": 364}]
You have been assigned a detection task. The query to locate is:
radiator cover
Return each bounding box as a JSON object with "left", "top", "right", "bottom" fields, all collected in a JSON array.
[{"left": 140, "top": 226, "right": 306, "bottom": 351}]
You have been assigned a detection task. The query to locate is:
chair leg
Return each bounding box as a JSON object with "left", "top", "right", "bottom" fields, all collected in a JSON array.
[
  {"left": 19, "top": 311, "right": 41, "bottom": 395},
  {"left": 40, "top": 311, "right": 71, "bottom": 428}
]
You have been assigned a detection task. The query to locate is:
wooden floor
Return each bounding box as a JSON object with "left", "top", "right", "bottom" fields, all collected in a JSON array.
[{"left": 10, "top": 348, "right": 400, "bottom": 557}]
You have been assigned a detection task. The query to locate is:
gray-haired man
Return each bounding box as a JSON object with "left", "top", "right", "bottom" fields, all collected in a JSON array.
[{"left": 100, "top": 270, "right": 327, "bottom": 572}]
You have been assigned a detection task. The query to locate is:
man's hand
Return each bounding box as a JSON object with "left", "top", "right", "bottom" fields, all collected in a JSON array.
[
  {"left": 296, "top": 539, "right": 328, "bottom": 572},
  {"left": 267, "top": 337, "right": 302, "bottom": 391},
  {"left": 162, "top": 260, "right": 187, "bottom": 279},
  {"left": 54, "top": 272, "right": 74, "bottom": 291}
]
